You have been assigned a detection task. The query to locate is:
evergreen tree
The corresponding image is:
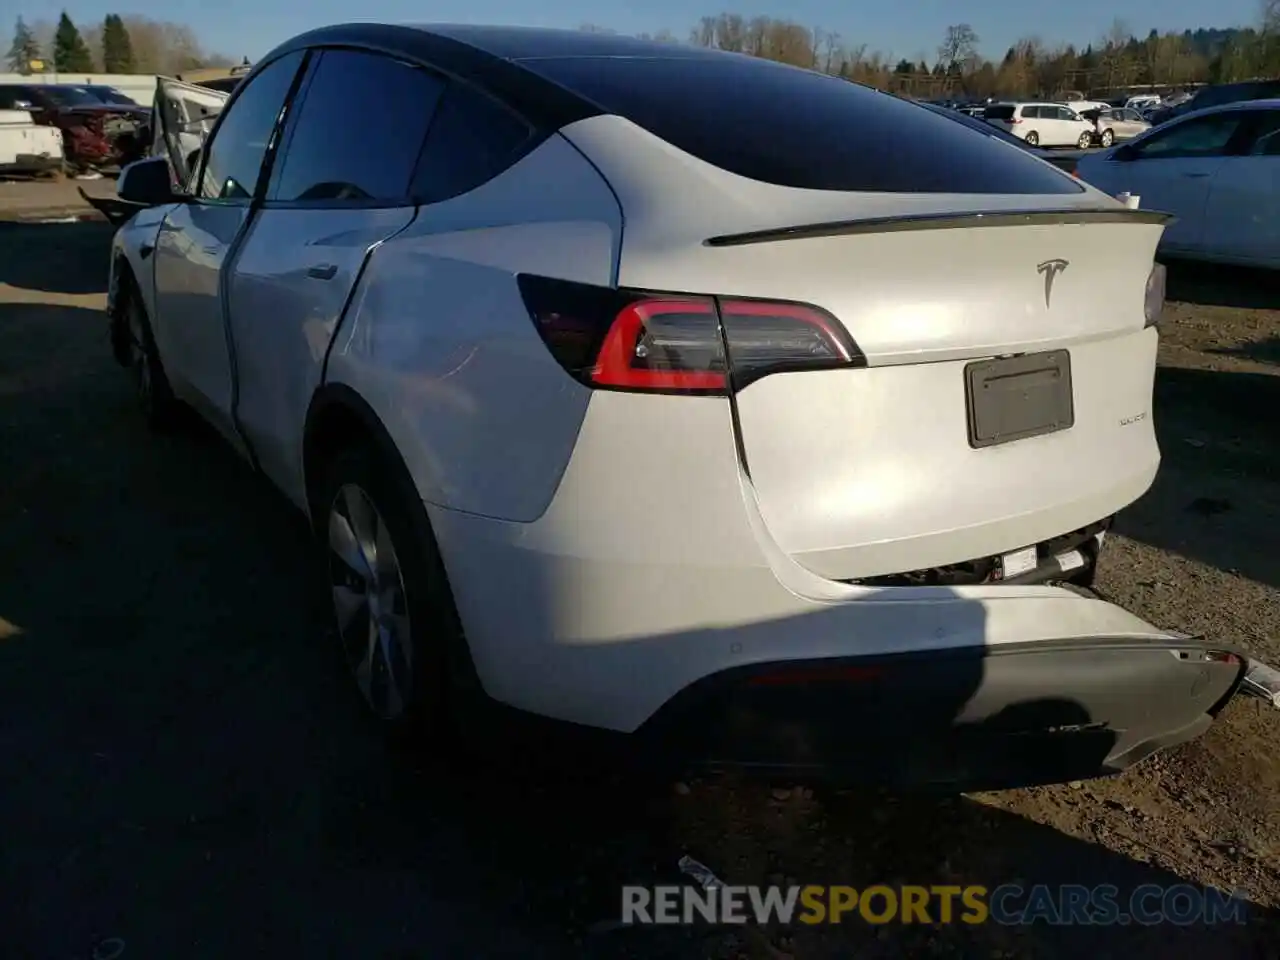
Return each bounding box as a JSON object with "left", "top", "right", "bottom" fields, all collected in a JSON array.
[
  {"left": 53, "top": 11, "right": 94, "bottom": 72},
  {"left": 101, "top": 14, "right": 136, "bottom": 73},
  {"left": 6, "top": 16, "right": 41, "bottom": 74}
]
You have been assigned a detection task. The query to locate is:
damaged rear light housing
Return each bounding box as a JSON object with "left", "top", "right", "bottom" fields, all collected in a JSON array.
[
  {"left": 1144, "top": 262, "right": 1166, "bottom": 328},
  {"left": 517, "top": 274, "right": 865, "bottom": 394}
]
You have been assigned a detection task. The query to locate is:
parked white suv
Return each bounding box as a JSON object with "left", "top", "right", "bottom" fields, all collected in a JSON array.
[
  {"left": 985, "top": 102, "right": 1096, "bottom": 148},
  {"left": 105, "top": 24, "right": 1254, "bottom": 789}
]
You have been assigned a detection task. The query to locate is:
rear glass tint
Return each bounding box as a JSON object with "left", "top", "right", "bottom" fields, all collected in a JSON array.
[
  {"left": 523, "top": 56, "right": 1081, "bottom": 195},
  {"left": 984, "top": 104, "right": 1016, "bottom": 120}
]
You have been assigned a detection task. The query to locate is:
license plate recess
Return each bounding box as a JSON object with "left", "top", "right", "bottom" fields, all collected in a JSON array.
[{"left": 965, "top": 350, "right": 1074, "bottom": 449}]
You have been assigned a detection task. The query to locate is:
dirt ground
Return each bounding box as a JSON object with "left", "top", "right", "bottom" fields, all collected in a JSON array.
[
  {"left": 1, "top": 217, "right": 1278, "bottom": 960},
  {"left": 0, "top": 176, "right": 118, "bottom": 221}
]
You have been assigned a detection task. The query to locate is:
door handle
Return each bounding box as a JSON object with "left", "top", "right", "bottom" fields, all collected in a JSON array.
[{"left": 307, "top": 263, "right": 338, "bottom": 281}]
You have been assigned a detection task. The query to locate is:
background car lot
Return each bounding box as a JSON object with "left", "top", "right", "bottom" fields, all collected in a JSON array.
[{"left": 1, "top": 200, "right": 1279, "bottom": 957}]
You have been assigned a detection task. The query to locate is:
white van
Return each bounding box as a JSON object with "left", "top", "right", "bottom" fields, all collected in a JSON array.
[
  {"left": 984, "top": 102, "right": 1096, "bottom": 148},
  {"left": 0, "top": 109, "right": 63, "bottom": 176}
]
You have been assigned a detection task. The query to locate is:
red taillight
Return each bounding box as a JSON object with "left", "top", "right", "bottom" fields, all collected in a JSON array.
[
  {"left": 592, "top": 298, "right": 726, "bottom": 391},
  {"left": 518, "top": 274, "right": 863, "bottom": 395}
]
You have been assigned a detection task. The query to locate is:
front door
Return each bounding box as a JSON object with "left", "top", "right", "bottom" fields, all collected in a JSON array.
[
  {"left": 152, "top": 77, "right": 228, "bottom": 182},
  {"left": 226, "top": 48, "right": 445, "bottom": 506},
  {"left": 150, "top": 50, "right": 307, "bottom": 451}
]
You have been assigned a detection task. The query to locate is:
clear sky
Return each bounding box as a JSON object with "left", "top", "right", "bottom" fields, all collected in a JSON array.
[{"left": 18, "top": 0, "right": 1266, "bottom": 64}]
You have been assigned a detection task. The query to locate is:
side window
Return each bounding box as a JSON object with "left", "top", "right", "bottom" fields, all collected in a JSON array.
[
  {"left": 271, "top": 49, "right": 444, "bottom": 203},
  {"left": 1131, "top": 113, "right": 1245, "bottom": 160},
  {"left": 411, "top": 82, "right": 535, "bottom": 203},
  {"left": 197, "top": 50, "right": 304, "bottom": 202},
  {"left": 1057, "top": 107, "right": 1077, "bottom": 121},
  {"left": 1021, "top": 106, "right": 1039, "bottom": 120},
  {"left": 1244, "top": 112, "right": 1280, "bottom": 156}
]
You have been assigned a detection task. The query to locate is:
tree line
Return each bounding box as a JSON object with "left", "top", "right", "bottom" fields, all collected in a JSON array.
[
  {"left": 4, "top": 11, "right": 234, "bottom": 76},
  {"left": 583, "top": 5, "right": 1280, "bottom": 98}
]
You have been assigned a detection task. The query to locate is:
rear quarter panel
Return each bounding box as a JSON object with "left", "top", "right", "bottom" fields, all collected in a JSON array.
[{"left": 322, "top": 133, "right": 623, "bottom": 522}]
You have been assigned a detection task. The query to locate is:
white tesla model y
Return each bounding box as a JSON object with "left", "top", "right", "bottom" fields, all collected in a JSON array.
[{"left": 106, "top": 23, "right": 1251, "bottom": 788}]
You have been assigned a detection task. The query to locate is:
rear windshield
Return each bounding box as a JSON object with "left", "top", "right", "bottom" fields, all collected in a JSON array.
[
  {"left": 984, "top": 105, "right": 1016, "bottom": 120},
  {"left": 525, "top": 55, "right": 1081, "bottom": 195}
]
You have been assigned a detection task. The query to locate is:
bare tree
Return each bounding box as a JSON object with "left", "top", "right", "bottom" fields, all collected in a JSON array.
[
  {"left": 821, "top": 28, "right": 843, "bottom": 73},
  {"left": 937, "top": 23, "right": 980, "bottom": 75},
  {"left": 1097, "top": 18, "right": 1133, "bottom": 92}
]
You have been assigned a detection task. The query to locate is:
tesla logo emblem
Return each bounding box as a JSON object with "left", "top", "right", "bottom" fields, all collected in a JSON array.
[{"left": 1037, "top": 259, "right": 1069, "bottom": 308}]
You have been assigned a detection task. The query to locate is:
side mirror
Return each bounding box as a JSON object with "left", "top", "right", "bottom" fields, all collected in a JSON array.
[{"left": 117, "top": 156, "right": 180, "bottom": 206}]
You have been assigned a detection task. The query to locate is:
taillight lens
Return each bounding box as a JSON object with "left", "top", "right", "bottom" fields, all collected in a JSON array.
[
  {"left": 518, "top": 274, "right": 864, "bottom": 395},
  {"left": 1144, "top": 262, "right": 1166, "bottom": 328}
]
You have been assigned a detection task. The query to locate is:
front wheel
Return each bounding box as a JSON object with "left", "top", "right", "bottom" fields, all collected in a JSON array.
[
  {"left": 120, "top": 293, "right": 181, "bottom": 430},
  {"left": 1024, "top": 131, "right": 1040, "bottom": 146},
  {"left": 1100, "top": 129, "right": 1115, "bottom": 147},
  {"left": 1079, "top": 131, "right": 1096, "bottom": 149}
]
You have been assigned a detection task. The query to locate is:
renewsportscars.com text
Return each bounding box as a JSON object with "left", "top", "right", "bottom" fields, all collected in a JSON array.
[{"left": 622, "top": 883, "right": 1249, "bottom": 926}]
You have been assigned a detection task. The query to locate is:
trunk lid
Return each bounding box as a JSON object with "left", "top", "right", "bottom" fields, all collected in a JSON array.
[{"left": 706, "top": 212, "right": 1168, "bottom": 581}]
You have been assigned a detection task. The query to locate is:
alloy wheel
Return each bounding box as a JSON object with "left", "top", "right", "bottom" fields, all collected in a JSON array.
[
  {"left": 327, "top": 483, "right": 415, "bottom": 720},
  {"left": 127, "top": 305, "right": 153, "bottom": 412}
]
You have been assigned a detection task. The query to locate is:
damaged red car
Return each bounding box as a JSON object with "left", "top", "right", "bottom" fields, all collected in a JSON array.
[{"left": 0, "top": 83, "right": 149, "bottom": 173}]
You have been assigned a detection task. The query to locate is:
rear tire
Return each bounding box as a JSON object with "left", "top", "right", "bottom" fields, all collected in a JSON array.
[
  {"left": 1100, "top": 129, "right": 1115, "bottom": 147},
  {"left": 1024, "top": 131, "right": 1040, "bottom": 146},
  {"left": 313, "top": 443, "right": 465, "bottom": 747}
]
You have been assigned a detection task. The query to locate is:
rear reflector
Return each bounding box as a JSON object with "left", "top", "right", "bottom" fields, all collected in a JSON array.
[{"left": 518, "top": 274, "right": 864, "bottom": 395}]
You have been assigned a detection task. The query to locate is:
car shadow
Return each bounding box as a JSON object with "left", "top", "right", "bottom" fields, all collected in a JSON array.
[
  {"left": 1163, "top": 258, "right": 1280, "bottom": 312},
  {"left": 1208, "top": 334, "right": 1280, "bottom": 367},
  {"left": 1, "top": 298, "right": 1276, "bottom": 957},
  {"left": 0, "top": 220, "right": 114, "bottom": 296},
  {"left": 1115, "top": 362, "right": 1280, "bottom": 589}
]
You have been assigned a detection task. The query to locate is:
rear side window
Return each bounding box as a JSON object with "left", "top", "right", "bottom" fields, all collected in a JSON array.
[
  {"left": 411, "top": 82, "right": 536, "bottom": 203},
  {"left": 524, "top": 56, "right": 1081, "bottom": 194},
  {"left": 271, "top": 49, "right": 445, "bottom": 203}
]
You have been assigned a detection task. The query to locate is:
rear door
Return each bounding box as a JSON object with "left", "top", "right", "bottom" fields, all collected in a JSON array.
[
  {"left": 226, "top": 48, "right": 442, "bottom": 506},
  {"left": 1201, "top": 108, "right": 1280, "bottom": 266}
]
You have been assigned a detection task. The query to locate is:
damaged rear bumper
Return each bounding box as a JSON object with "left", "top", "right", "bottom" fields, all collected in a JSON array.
[{"left": 492, "top": 637, "right": 1260, "bottom": 791}]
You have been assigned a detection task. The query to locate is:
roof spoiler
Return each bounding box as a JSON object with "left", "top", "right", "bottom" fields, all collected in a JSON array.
[{"left": 704, "top": 207, "right": 1174, "bottom": 248}]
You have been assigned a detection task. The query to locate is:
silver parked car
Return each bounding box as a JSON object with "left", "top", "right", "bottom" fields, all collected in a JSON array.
[
  {"left": 1095, "top": 106, "right": 1153, "bottom": 146},
  {"left": 105, "top": 23, "right": 1256, "bottom": 787}
]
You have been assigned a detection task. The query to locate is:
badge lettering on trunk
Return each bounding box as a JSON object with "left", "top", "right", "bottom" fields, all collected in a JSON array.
[{"left": 1036, "top": 258, "right": 1070, "bottom": 308}]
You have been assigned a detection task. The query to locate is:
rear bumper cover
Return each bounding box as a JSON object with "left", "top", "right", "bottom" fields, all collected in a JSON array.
[{"left": 629, "top": 637, "right": 1246, "bottom": 789}]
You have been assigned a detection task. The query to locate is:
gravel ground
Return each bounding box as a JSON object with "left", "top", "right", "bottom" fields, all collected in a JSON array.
[{"left": 1, "top": 221, "right": 1278, "bottom": 959}]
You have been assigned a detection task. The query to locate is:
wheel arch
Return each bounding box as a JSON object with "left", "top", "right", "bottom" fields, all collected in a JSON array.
[
  {"left": 301, "top": 381, "right": 485, "bottom": 696},
  {"left": 302, "top": 383, "right": 410, "bottom": 522}
]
